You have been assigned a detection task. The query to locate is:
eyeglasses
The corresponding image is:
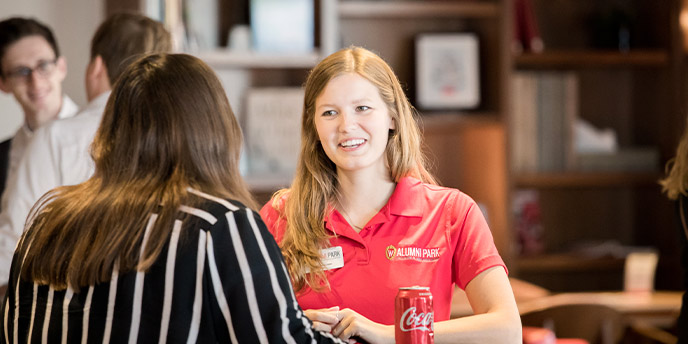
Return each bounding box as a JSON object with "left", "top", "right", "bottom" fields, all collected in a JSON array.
[{"left": 3, "top": 59, "right": 58, "bottom": 82}]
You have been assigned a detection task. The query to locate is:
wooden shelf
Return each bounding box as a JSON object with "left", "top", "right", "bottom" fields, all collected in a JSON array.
[
  {"left": 420, "top": 113, "right": 501, "bottom": 134},
  {"left": 195, "top": 50, "right": 321, "bottom": 69},
  {"left": 516, "top": 253, "right": 625, "bottom": 273},
  {"left": 513, "top": 171, "right": 661, "bottom": 188},
  {"left": 338, "top": 0, "right": 500, "bottom": 19},
  {"left": 514, "top": 50, "right": 669, "bottom": 69}
]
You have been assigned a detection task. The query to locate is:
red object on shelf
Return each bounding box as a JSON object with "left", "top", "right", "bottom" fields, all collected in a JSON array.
[{"left": 513, "top": 0, "right": 544, "bottom": 53}]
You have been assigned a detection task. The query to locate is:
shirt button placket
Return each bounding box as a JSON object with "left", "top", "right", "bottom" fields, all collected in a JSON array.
[{"left": 357, "top": 226, "right": 370, "bottom": 264}]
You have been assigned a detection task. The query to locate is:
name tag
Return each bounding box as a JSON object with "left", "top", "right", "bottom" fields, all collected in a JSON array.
[{"left": 321, "top": 246, "right": 344, "bottom": 270}]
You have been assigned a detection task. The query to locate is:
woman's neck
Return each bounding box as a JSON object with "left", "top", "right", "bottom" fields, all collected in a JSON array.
[{"left": 336, "top": 169, "right": 396, "bottom": 232}]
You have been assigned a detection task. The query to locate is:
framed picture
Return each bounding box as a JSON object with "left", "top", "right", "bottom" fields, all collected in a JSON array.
[{"left": 415, "top": 33, "right": 480, "bottom": 110}]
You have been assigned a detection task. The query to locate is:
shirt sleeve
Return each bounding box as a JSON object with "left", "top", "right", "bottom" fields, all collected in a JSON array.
[
  {"left": 450, "top": 192, "right": 507, "bottom": 290},
  {"left": 206, "top": 207, "right": 344, "bottom": 343},
  {"left": 0, "top": 125, "right": 61, "bottom": 285}
]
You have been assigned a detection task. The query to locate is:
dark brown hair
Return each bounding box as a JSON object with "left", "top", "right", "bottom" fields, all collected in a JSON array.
[
  {"left": 0, "top": 17, "right": 60, "bottom": 77},
  {"left": 90, "top": 12, "right": 172, "bottom": 85}
]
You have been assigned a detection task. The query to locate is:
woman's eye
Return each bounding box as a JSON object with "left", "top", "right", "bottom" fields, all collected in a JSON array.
[
  {"left": 356, "top": 105, "right": 370, "bottom": 112},
  {"left": 322, "top": 110, "right": 337, "bottom": 117}
]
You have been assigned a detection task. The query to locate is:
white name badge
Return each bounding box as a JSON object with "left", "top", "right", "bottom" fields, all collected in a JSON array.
[{"left": 321, "top": 246, "right": 344, "bottom": 270}]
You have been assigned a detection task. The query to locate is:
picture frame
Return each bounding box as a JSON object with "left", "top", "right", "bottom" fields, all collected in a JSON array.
[{"left": 415, "top": 33, "right": 480, "bottom": 110}]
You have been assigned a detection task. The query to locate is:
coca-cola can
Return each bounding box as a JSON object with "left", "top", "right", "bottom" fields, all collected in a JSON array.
[{"left": 395, "top": 286, "right": 434, "bottom": 344}]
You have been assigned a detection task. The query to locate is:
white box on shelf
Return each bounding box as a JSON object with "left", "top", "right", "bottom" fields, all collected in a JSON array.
[
  {"left": 250, "top": 0, "right": 314, "bottom": 53},
  {"left": 624, "top": 250, "right": 659, "bottom": 293}
]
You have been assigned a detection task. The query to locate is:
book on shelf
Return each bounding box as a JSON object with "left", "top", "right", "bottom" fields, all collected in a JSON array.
[
  {"left": 183, "top": 0, "right": 219, "bottom": 51},
  {"left": 510, "top": 73, "right": 537, "bottom": 171},
  {"left": 537, "top": 72, "right": 577, "bottom": 172},
  {"left": 511, "top": 72, "right": 661, "bottom": 174},
  {"left": 510, "top": 71, "right": 577, "bottom": 173},
  {"left": 243, "top": 88, "right": 303, "bottom": 179},
  {"left": 513, "top": 0, "right": 544, "bottom": 53}
]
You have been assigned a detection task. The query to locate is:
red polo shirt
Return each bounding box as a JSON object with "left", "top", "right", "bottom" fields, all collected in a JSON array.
[{"left": 260, "top": 177, "right": 506, "bottom": 325}]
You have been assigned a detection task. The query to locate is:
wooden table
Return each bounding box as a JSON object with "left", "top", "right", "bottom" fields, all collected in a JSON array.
[
  {"left": 452, "top": 290, "right": 682, "bottom": 328},
  {"left": 516, "top": 291, "right": 682, "bottom": 327}
]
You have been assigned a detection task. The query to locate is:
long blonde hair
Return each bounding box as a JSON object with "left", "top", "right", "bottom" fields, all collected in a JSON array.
[
  {"left": 660, "top": 118, "right": 688, "bottom": 199},
  {"left": 18, "top": 54, "right": 255, "bottom": 290},
  {"left": 274, "top": 46, "right": 435, "bottom": 292}
]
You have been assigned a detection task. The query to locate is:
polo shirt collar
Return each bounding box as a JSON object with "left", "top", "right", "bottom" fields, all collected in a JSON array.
[
  {"left": 324, "top": 176, "right": 424, "bottom": 221},
  {"left": 388, "top": 176, "right": 424, "bottom": 217},
  {"left": 323, "top": 176, "right": 424, "bottom": 236}
]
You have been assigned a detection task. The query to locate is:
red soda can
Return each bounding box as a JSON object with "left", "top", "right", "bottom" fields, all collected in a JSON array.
[{"left": 395, "top": 286, "right": 434, "bottom": 343}]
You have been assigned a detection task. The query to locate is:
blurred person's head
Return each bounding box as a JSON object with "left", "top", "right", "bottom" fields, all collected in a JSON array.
[
  {"left": 85, "top": 12, "right": 172, "bottom": 102},
  {"left": 91, "top": 53, "right": 251, "bottom": 205},
  {"left": 20, "top": 53, "right": 255, "bottom": 289},
  {"left": 0, "top": 17, "right": 66, "bottom": 130},
  {"left": 662, "top": 115, "right": 688, "bottom": 199}
]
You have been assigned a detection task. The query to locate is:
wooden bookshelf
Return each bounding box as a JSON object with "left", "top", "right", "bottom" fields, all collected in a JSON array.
[
  {"left": 513, "top": 172, "right": 661, "bottom": 188},
  {"left": 514, "top": 50, "right": 669, "bottom": 69},
  {"left": 509, "top": 0, "right": 683, "bottom": 291}
]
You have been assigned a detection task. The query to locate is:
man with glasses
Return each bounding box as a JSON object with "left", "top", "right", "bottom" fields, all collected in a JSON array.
[{"left": 0, "top": 17, "right": 78, "bottom": 201}]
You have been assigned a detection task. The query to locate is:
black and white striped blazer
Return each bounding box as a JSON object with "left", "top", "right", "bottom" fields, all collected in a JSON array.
[{"left": 1, "top": 189, "right": 344, "bottom": 344}]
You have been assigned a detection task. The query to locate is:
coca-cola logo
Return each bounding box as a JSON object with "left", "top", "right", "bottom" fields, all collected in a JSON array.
[{"left": 399, "top": 307, "right": 434, "bottom": 332}]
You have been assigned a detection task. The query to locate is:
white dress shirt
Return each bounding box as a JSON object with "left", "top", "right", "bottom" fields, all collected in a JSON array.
[
  {"left": 5, "top": 95, "right": 78, "bottom": 190},
  {"left": 0, "top": 91, "right": 110, "bottom": 284}
]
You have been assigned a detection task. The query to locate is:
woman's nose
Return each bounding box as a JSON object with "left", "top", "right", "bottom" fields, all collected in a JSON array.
[{"left": 337, "top": 111, "right": 357, "bottom": 132}]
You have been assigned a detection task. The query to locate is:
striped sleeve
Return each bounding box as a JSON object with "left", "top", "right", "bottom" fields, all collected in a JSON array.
[{"left": 206, "top": 206, "right": 345, "bottom": 344}]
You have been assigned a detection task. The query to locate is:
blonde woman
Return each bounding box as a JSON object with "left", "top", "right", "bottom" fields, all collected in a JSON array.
[
  {"left": 660, "top": 126, "right": 688, "bottom": 342},
  {"left": 261, "top": 47, "right": 521, "bottom": 343},
  {"left": 1, "top": 54, "right": 345, "bottom": 344}
]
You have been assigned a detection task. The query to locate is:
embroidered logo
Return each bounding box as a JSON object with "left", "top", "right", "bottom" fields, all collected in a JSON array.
[
  {"left": 386, "top": 245, "right": 441, "bottom": 262},
  {"left": 386, "top": 245, "right": 397, "bottom": 260}
]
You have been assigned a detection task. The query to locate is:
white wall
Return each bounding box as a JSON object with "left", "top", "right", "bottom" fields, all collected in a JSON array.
[{"left": 0, "top": 0, "right": 103, "bottom": 141}]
